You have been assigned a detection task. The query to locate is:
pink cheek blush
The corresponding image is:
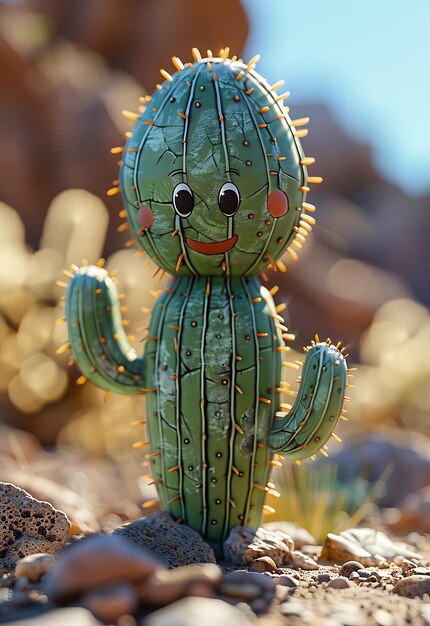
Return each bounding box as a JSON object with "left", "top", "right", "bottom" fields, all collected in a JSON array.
[
  {"left": 268, "top": 190, "right": 289, "bottom": 218},
  {"left": 138, "top": 204, "right": 154, "bottom": 229}
]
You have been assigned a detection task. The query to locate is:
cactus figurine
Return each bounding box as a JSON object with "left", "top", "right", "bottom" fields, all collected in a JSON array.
[{"left": 64, "top": 48, "right": 349, "bottom": 550}]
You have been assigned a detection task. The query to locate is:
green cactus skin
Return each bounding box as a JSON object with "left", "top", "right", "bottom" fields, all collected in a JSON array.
[{"left": 65, "top": 49, "right": 349, "bottom": 550}]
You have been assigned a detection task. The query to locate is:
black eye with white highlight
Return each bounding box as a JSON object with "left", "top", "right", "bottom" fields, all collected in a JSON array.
[
  {"left": 218, "top": 182, "right": 240, "bottom": 217},
  {"left": 173, "top": 183, "right": 194, "bottom": 218}
]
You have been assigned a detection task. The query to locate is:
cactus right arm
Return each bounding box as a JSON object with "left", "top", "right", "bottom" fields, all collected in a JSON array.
[{"left": 65, "top": 265, "right": 145, "bottom": 394}]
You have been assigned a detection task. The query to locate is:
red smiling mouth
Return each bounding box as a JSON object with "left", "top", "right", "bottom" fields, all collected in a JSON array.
[{"left": 185, "top": 234, "right": 238, "bottom": 255}]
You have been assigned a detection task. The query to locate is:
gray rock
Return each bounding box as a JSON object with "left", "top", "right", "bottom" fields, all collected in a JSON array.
[
  {"left": 224, "top": 526, "right": 294, "bottom": 567},
  {"left": 392, "top": 575, "right": 430, "bottom": 598},
  {"left": 0, "top": 482, "right": 70, "bottom": 573},
  {"left": 44, "top": 534, "right": 161, "bottom": 604},
  {"left": 143, "top": 596, "right": 253, "bottom": 626},
  {"left": 114, "top": 512, "right": 216, "bottom": 568}
]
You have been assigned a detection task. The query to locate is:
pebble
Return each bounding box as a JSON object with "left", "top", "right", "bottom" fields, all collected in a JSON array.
[
  {"left": 224, "top": 526, "right": 294, "bottom": 567},
  {"left": 114, "top": 512, "right": 216, "bottom": 568},
  {"left": 401, "top": 559, "right": 416, "bottom": 571},
  {"left": 249, "top": 556, "right": 277, "bottom": 573},
  {"left": 81, "top": 582, "right": 138, "bottom": 623},
  {"left": 339, "top": 561, "right": 364, "bottom": 577},
  {"left": 15, "top": 553, "right": 56, "bottom": 583},
  {"left": 275, "top": 574, "right": 299, "bottom": 589},
  {"left": 0, "top": 483, "right": 70, "bottom": 573},
  {"left": 326, "top": 577, "right": 351, "bottom": 589},
  {"left": 44, "top": 534, "right": 162, "bottom": 604},
  {"left": 412, "top": 567, "right": 430, "bottom": 575},
  {"left": 317, "top": 573, "right": 331, "bottom": 584},
  {"left": 392, "top": 574, "right": 430, "bottom": 598},
  {"left": 290, "top": 550, "right": 318, "bottom": 570},
  {"left": 356, "top": 569, "right": 370, "bottom": 579},
  {"left": 144, "top": 596, "right": 253, "bottom": 626},
  {"left": 138, "top": 563, "right": 221, "bottom": 607}
]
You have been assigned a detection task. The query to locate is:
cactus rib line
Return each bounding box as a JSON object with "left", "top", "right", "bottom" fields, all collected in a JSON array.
[
  {"left": 221, "top": 275, "right": 238, "bottom": 540},
  {"left": 177, "top": 64, "right": 205, "bottom": 277},
  {"left": 234, "top": 83, "right": 280, "bottom": 275},
  {"left": 241, "top": 276, "right": 261, "bottom": 523},
  {"left": 248, "top": 67, "right": 306, "bottom": 188},
  {"left": 132, "top": 84, "right": 178, "bottom": 270},
  {"left": 200, "top": 277, "right": 211, "bottom": 536},
  {"left": 154, "top": 282, "right": 180, "bottom": 505},
  {"left": 213, "top": 76, "right": 234, "bottom": 275},
  {"left": 175, "top": 276, "right": 196, "bottom": 523}
]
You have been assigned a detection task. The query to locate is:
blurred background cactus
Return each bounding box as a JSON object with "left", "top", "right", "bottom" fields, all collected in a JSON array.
[{"left": 1, "top": 0, "right": 430, "bottom": 538}]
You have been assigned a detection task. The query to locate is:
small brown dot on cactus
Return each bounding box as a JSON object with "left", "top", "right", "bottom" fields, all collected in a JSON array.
[
  {"left": 215, "top": 499, "right": 221, "bottom": 504},
  {"left": 211, "top": 520, "right": 217, "bottom": 525},
  {"left": 248, "top": 213, "right": 254, "bottom": 219},
  {"left": 188, "top": 465, "right": 193, "bottom": 471},
  {"left": 216, "top": 452, "right": 222, "bottom": 458},
  {"left": 211, "top": 478, "right": 217, "bottom": 483},
  {"left": 234, "top": 95, "right": 240, "bottom": 102},
  {"left": 265, "top": 219, "right": 271, "bottom": 225},
  {"left": 243, "top": 140, "right": 249, "bottom": 146},
  {"left": 184, "top": 438, "right": 190, "bottom": 444},
  {"left": 191, "top": 321, "right": 197, "bottom": 327},
  {"left": 200, "top": 85, "right": 205, "bottom": 91},
  {"left": 246, "top": 160, "right": 252, "bottom": 166},
  {"left": 222, "top": 379, "right": 228, "bottom": 385},
  {"left": 245, "top": 335, "right": 251, "bottom": 340},
  {"left": 170, "top": 97, "right": 176, "bottom": 102},
  {"left": 195, "top": 102, "right": 201, "bottom": 108},
  {"left": 277, "top": 236, "right": 284, "bottom": 244},
  {"left": 315, "top": 436, "right": 321, "bottom": 442},
  {"left": 257, "top": 231, "right": 263, "bottom": 237}
]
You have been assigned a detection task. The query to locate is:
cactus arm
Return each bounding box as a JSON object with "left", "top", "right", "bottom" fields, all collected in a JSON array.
[
  {"left": 268, "top": 342, "right": 347, "bottom": 459},
  {"left": 65, "top": 265, "right": 145, "bottom": 394}
]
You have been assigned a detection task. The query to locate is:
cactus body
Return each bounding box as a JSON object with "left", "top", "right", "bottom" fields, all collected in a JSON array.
[{"left": 65, "top": 49, "right": 349, "bottom": 550}]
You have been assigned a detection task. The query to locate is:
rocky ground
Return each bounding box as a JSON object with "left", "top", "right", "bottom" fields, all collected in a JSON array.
[{"left": 0, "top": 482, "right": 429, "bottom": 626}]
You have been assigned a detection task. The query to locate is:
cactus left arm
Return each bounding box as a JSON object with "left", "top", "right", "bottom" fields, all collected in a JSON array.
[
  {"left": 268, "top": 341, "right": 347, "bottom": 459},
  {"left": 65, "top": 265, "right": 145, "bottom": 394}
]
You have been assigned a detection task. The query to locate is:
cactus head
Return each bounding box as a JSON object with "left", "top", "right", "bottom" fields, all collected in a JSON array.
[{"left": 119, "top": 49, "right": 318, "bottom": 276}]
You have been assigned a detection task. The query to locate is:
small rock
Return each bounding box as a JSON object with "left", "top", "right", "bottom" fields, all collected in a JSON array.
[
  {"left": 321, "top": 532, "right": 375, "bottom": 566},
  {"left": 316, "top": 573, "right": 331, "bottom": 583},
  {"left": 326, "top": 577, "right": 351, "bottom": 589},
  {"left": 373, "top": 609, "right": 394, "bottom": 626},
  {"left": 220, "top": 571, "right": 275, "bottom": 599},
  {"left": 15, "top": 553, "right": 56, "bottom": 583},
  {"left": 392, "top": 575, "right": 430, "bottom": 598},
  {"left": 143, "top": 596, "right": 253, "bottom": 626},
  {"left": 81, "top": 582, "right": 138, "bottom": 623},
  {"left": 44, "top": 534, "right": 162, "bottom": 604},
  {"left": 412, "top": 567, "right": 430, "bottom": 575},
  {"left": 356, "top": 569, "right": 370, "bottom": 579},
  {"left": 224, "top": 526, "right": 294, "bottom": 567},
  {"left": 249, "top": 556, "right": 277, "bottom": 573},
  {"left": 339, "top": 561, "right": 364, "bottom": 577},
  {"left": 262, "top": 522, "right": 316, "bottom": 549},
  {"left": 114, "top": 512, "right": 216, "bottom": 568},
  {"left": 276, "top": 574, "right": 299, "bottom": 589},
  {"left": 0, "top": 482, "right": 70, "bottom": 573},
  {"left": 349, "top": 571, "right": 360, "bottom": 581},
  {"left": 139, "top": 563, "right": 221, "bottom": 607},
  {"left": 290, "top": 550, "right": 318, "bottom": 570},
  {"left": 342, "top": 528, "right": 421, "bottom": 561},
  {"left": 401, "top": 558, "right": 416, "bottom": 571}
]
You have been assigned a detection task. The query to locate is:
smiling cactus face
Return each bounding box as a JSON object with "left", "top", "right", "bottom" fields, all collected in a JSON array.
[{"left": 119, "top": 50, "right": 316, "bottom": 276}]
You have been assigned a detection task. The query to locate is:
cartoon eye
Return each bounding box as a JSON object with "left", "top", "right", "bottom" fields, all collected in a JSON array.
[
  {"left": 218, "top": 182, "right": 240, "bottom": 217},
  {"left": 173, "top": 183, "right": 194, "bottom": 218}
]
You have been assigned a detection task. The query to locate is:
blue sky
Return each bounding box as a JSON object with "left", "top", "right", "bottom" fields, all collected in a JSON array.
[{"left": 243, "top": 0, "right": 430, "bottom": 195}]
